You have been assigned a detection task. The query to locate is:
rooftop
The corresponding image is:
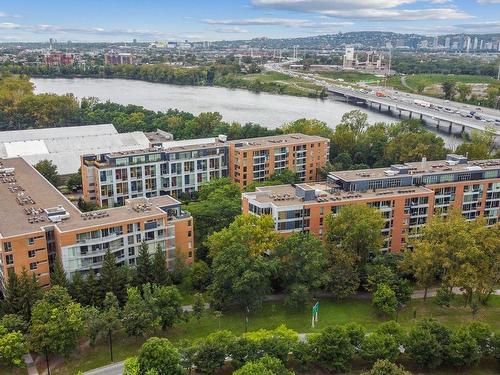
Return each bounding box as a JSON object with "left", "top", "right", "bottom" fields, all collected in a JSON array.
[
  {"left": 229, "top": 133, "right": 329, "bottom": 151},
  {"left": 245, "top": 182, "right": 433, "bottom": 207},
  {"left": 329, "top": 157, "right": 500, "bottom": 182},
  {"left": 0, "top": 158, "right": 184, "bottom": 238}
]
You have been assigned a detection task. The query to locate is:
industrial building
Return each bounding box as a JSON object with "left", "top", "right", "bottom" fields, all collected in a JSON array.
[{"left": 242, "top": 155, "right": 500, "bottom": 252}]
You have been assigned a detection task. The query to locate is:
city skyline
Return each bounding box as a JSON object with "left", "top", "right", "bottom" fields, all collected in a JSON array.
[{"left": 1, "top": 0, "right": 500, "bottom": 42}]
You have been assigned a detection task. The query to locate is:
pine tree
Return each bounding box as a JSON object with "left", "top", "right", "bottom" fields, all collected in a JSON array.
[
  {"left": 152, "top": 243, "right": 171, "bottom": 286},
  {"left": 50, "top": 260, "right": 68, "bottom": 289},
  {"left": 19, "top": 270, "right": 42, "bottom": 320},
  {"left": 3, "top": 270, "right": 24, "bottom": 318},
  {"left": 102, "top": 292, "right": 122, "bottom": 362},
  {"left": 84, "top": 270, "right": 101, "bottom": 307},
  {"left": 192, "top": 293, "right": 205, "bottom": 323},
  {"left": 135, "top": 242, "right": 153, "bottom": 286},
  {"left": 69, "top": 272, "right": 86, "bottom": 305},
  {"left": 100, "top": 249, "right": 126, "bottom": 304}
]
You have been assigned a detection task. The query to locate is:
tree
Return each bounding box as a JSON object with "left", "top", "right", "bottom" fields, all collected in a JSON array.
[
  {"left": 447, "top": 327, "right": 482, "bottom": 368},
  {"left": 455, "top": 127, "right": 497, "bottom": 160},
  {"left": 0, "top": 325, "right": 27, "bottom": 367},
  {"left": 310, "top": 326, "right": 354, "bottom": 373},
  {"left": 192, "top": 261, "right": 210, "bottom": 292},
  {"left": 233, "top": 355, "right": 294, "bottom": 375},
  {"left": 135, "top": 242, "right": 153, "bottom": 286},
  {"left": 34, "top": 159, "right": 60, "bottom": 187},
  {"left": 457, "top": 83, "right": 472, "bottom": 101},
  {"left": 100, "top": 249, "right": 127, "bottom": 303},
  {"left": 29, "top": 287, "right": 84, "bottom": 374},
  {"left": 467, "top": 322, "right": 492, "bottom": 356},
  {"left": 366, "top": 264, "right": 412, "bottom": 308},
  {"left": 325, "top": 204, "right": 384, "bottom": 266},
  {"left": 361, "top": 359, "right": 411, "bottom": 375},
  {"left": 402, "top": 242, "right": 439, "bottom": 301},
  {"left": 191, "top": 330, "right": 235, "bottom": 374},
  {"left": 192, "top": 293, "right": 205, "bottom": 322},
  {"left": 151, "top": 243, "right": 171, "bottom": 286},
  {"left": 344, "top": 323, "right": 366, "bottom": 351},
  {"left": 83, "top": 306, "right": 103, "bottom": 346},
  {"left": 50, "top": 260, "right": 68, "bottom": 289},
  {"left": 206, "top": 214, "right": 280, "bottom": 258},
  {"left": 68, "top": 271, "right": 86, "bottom": 305},
  {"left": 275, "top": 233, "right": 327, "bottom": 307},
  {"left": 243, "top": 325, "right": 299, "bottom": 363},
  {"left": 123, "top": 357, "right": 140, "bottom": 375},
  {"left": 360, "top": 332, "right": 400, "bottom": 363},
  {"left": 280, "top": 118, "right": 333, "bottom": 139},
  {"left": 66, "top": 168, "right": 82, "bottom": 191},
  {"left": 441, "top": 80, "right": 456, "bottom": 100},
  {"left": 84, "top": 270, "right": 101, "bottom": 307},
  {"left": 102, "top": 292, "right": 122, "bottom": 362},
  {"left": 146, "top": 284, "right": 184, "bottom": 330},
  {"left": 406, "top": 323, "right": 445, "bottom": 369},
  {"left": 324, "top": 247, "right": 360, "bottom": 299},
  {"left": 372, "top": 284, "right": 398, "bottom": 316},
  {"left": 137, "top": 337, "right": 182, "bottom": 375},
  {"left": 492, "top": 333, "right": 500, "bottom": 365},
  {"left": 3, "top": 269, "right": 42, "bottom": 321},
  {"left": 122, "top": 287, "right": 159, "bottom": 338},
  {"left": 1, "top": 314, "right": 28, "bottom": 334},
  {"left": 340, "top": 110, "right": 368, "bottom": 134},
  {"left": 208, "top": 243, "right": 273, "bottom": 315}
]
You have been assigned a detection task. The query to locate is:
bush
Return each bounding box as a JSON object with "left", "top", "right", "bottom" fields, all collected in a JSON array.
[
  {"left": 447, "top": 327, "right": 482, "bottom": 368},
  {"left": 406, "top": 324, "right": 445, "bottom": 369},
  {"left": 344, "top": 322, "right": 366, "bottom": 350},
  {"left": 233, "top": 355, "right": 294, "bottom": 375},
  {"left": 375, "top": 321, "right": 405, "bottom": 346},
  {"left": 361, "top": 359, "right": 412, "bottom": 375},
  {"left": 137, "top": 337, "right": 182, "bottom": 375},
  {"left": 434, "top": 285, "right": 454, "bottom": 307},
  {"left": 467, "top": 322, "right": 492, "bottom": 355},
  {"left": 360, "top": 332, "right": 400, "bottom": 363},
  {"left": 372, "top": 284, "right": 397, "bottom": 316},
  {"left": 310, "top": 326, "right": 354, "bottom": 372},
  {"left": 191, "top": 330, "right": 235, "bottom": 374},
  {"left": 243, "top": 325, "right": 299, "bottom": 362}
]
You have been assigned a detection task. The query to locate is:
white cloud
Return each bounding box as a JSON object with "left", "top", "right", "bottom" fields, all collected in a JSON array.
[
  {"left": 477, "top": 0, "right": 500, "bottom": 4},
  {"left": 0, "top": 22, "right": 20, "bottom": 29},
  {"left": 203, "top": 17, "right": 313, "bottom": 27},
  {"left": 251, "top": 0, "right": 472, "bottom": 21},
  {"left": 213, "top": 27, "right": 249, "bottom": 33}
]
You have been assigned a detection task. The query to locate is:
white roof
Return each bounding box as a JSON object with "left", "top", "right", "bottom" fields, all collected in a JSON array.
[
  {"left": 0, "top": 124, "right": 150, "bottom": 174},
  {"left": 162, "top": 137, "right": 218, "bottom": 148}
]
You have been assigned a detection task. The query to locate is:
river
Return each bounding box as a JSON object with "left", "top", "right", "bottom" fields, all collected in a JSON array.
[{"left": 32, "top": 78, "right": 461, "bottom": 148}]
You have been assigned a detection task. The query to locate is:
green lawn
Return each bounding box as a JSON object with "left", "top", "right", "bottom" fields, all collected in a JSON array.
[
  {"left": 51, "top": 295, "right": 500, "bottom": 374},
  {"left": 387, "top": 73, "right": 495, "bottom": 94},
  {"left": 318, "top": 71, "right": 381, "bottom": 83}
]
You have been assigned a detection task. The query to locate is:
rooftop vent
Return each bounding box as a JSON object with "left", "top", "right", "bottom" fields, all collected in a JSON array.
[{"left": 44, "top": 206, "right": 70, "bottom": 222}]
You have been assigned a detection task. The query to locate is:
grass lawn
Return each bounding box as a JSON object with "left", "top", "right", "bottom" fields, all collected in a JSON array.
[
  {"left": 241, "top": 72, "right": 324, "bottom": 96},
  {"left": 387, "top": 73, "right": 495, "bottom": 94},
  {"left": 51, "top": 295, "right": 500, "bottom": 374},
  {"left": 318, "top": 71, "right": 381, "bottom": 83}
]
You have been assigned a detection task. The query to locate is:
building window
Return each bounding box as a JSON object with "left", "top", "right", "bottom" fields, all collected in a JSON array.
[
  {"left": 188, "top": 231, "right": 192, "bottom": 237},
  {"left": 3, "top": 242, "right": 12, "bottom": 252},
  {"left": 28, "top": 250, "right": 36, "bottom": 258},
  {"left": 128, "top": 247, "right": 135, "bottom": 256},
  {"left": 188, "top": 251, "right": 193, "bottom": 258},
  {"left": 28, "top": 237, "right": 35, "bottom": 245},
  {"left": 5, "top": 254, "right": 13, "bottom": 265},
  {"left": 30, "top": 262, "right": 38, "bottom": 270}
]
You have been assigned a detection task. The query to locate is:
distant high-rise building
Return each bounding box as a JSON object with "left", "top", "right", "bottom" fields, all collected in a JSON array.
[
  {"left": 452, "top": 41, "right": 459, "bottom": 49},
  {"left": 465, "top": 36, "right": 472, "bottom": 52},
  {"left": 133, "top": 38, "right": 137, "bottom": 44},
  {"left": 480, "top": 40, "right": 484, "bottom": 50},
  {"left": 104, "top": 53, "right": 135, "bottom": 65},
  {"left": 433, "top": 35, "right": 439, "bottom": 48},
  {"left": 44, "top": 52, "right": 74, "bottom": 66},
  {"left": 473, "top": 37, "right": 478, "bottom": 50},
  {"left": 445, "top": 37, "right": 451, "bottom": 49}
]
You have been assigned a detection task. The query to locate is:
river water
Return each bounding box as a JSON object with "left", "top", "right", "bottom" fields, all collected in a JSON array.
[{"left": 32, "top": 78, "right": 461, "bottom": 148}]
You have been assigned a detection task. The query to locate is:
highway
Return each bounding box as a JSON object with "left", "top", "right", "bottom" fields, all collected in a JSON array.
[{"left": 265, "top": 62, "right": 500, "bottom": 137}]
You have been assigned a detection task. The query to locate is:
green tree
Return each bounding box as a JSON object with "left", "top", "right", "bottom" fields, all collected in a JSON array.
[
  {"left": 123, "top": 357, "right": 140, "bottom": 375},
  {"left": 50, "top": 260, "right": 68, "bottom": 289},
  {"left": 83, "top": 306, "right": 103, "bottom": 346},
  {"left": 447, "top": 327, "right": 482, "bottom": 368},
  {"left": 406, "top": 323, "right": 444, "bottom": 369},
  {"left": 457, "top": 83, "right": 472, "bottom": 101},
  {"left": 441, "top": 80, "right": 456, "bottom": 100},
  {"left": 340, "top": 110, "right": 368, "bottom": 134},
  {"left": 361, "top": 359, "right": 411, "bottom": 375},
  {"left": 84, "top": 270, "right": 101, "bottom": 307},
  {"left": 122, "top": 287, "right": 159, "bottom": 338},
  {"left": 151, "top": 243, "right": 171, "bottom": 286},
  {"left": 191, "top": 330, "right": 235, "bottom": 374},
  {"left": 3, "top": 269, "right": 42, "bottom": 321},
  {"left": 135, "top": 242, "right": 153, "bottom": 286},
  {"left": 66, "top": 169, "right": 82, "bottom": 191},
  {"left": 280, "top": 118, "right": 333, "bottom": 138},
  {"left": 34, "top": 159, "right": 60, "bottom": 187},
  {"left": 344, "top": 322, "right": 366, "bottom": 350},
  {"left": 207, "top": 214, "right": 280, "bottom": 258},
  {"left": 0, "top": 314, "right": 28, "bottom": 334},
  {"left": 325, "top": 204, "right": 384, "bottom": 265},
  {"left": 467, "top": 322, "right": 492, "bottom": 356},
  {"left": 137, "top": 337, "right": 182, "bottom": 375},
  {"left": 29, "top": 287, "right": 84, "bottom": 373},
  {"left": 192, "top": 261, "right": 210, "bottom": 292},
  {"left": 310, "top": 326, "right": 354, "bottom": 373},
  {"left": 243, "top": 325, "right": 298, "bottom": 363},
  {"left": 146, "top": 284, "right": 184, "bottom": 330},
  {"left": 68, "top": 271, "right": 86, "bottom": 305},
  {"left": 372, "top": 284, "right": 398, "bottom": 316},
  {"left": 324, "top": 247, "right": 360, "bottom": 299},
  {"left": 455, "top": 127, "right": 496, "bottom": 160},
  {"left": 102, "top": 292, "right": 122, "bottom": 362},
  {"left": 100, "top": 249, "right": 127, "bottom": 303},
  {"left": 275, "top": 233, "right": 327, "bottom": 307},
  {"left": 192, "top": 293, "right": 205, "bottom": 322},
  {"left": 208, "top": 243, "right": 273, "bottom": 316},
  {"left": 360, "top": 332, "right": 400, "bottom": 363},
  {"left": 0, "top": 325, "right": 27, "bottom": 367},
  {"left": 233, "top": 355, "right": 294, "bottom": 375}
]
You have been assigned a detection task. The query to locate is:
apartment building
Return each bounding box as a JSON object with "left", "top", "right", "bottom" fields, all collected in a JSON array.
[
  {"left": 242, "top": 155, "right": 500, "bottom": 252},
  {"left": 0, "top": 158, "right": 193, "bottom": 288},
  {"left": 82, "top": 136, "right": 229, "bottom": 207},
  {"left": 228, "top": 133, "right": 330, "bottom": 189}
]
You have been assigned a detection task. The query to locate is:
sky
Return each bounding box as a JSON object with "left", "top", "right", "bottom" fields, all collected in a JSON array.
[{"left": 0, "top": 0, "right": 500, "bottom": 42}]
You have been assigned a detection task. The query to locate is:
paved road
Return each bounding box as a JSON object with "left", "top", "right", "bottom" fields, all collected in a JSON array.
[{"left": 84, "top": 362, "right": 124, "bottom": 375}]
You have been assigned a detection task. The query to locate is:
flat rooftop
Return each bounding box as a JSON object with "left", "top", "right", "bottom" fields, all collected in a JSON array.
[
  {"left": 246, "top": 182, "right": 433, "bottom": 207},
  {"left": 329, "top": 158, "right": 500, "bottom": 182},
  {"left": 0, "top": 158, "right": 183, "bottom": 238},
  {"left": 229, "top": 133, "right": 329, "bottom": 151}
]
